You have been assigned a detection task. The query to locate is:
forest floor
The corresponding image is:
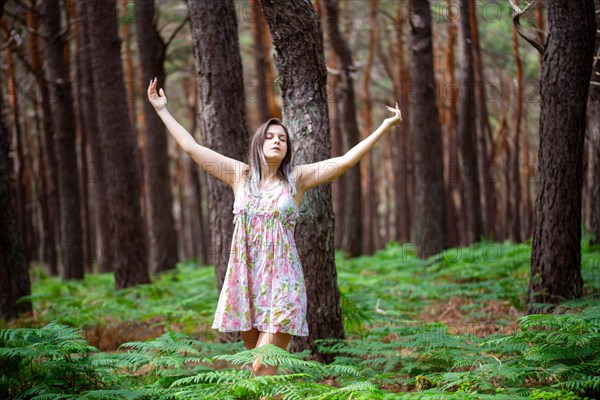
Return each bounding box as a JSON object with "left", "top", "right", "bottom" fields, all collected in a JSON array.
[{"left": 2, "top": 236, "right": 599, "bottom": 399}]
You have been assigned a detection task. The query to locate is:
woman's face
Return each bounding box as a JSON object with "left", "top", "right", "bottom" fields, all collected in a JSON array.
[{"left": 262, "top": 124, "right": 288, "bottom": 163}]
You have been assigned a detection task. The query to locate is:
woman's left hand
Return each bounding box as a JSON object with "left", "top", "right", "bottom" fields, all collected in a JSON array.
[{"left": 384, "top": 102, "right": 402, "bottom": 127}]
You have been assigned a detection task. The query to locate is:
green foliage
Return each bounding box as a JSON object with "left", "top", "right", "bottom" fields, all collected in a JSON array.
[
  {"left": 0, "top": 323, "right": 101, "bottom": 399},
  {"left": 528, "top": 389, "right": 587, "bottom": 400},
  {"left": 24, "top": 261, "right": 218, "bottom": 336},
  {"left": 482, "top": 303, "right": 600, "bottom": 397},
  {"left": 4, "top": 236, "right": 599, "bottom": 398}
]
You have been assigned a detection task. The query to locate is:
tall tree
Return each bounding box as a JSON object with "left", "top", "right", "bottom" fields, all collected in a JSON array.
[
  {"left": 75, "top": 0, "right": 111, "bottom": 272},
  {"left": 456, "top": 0, "right": 483, "bottom": 244},
  {"left": 135, "top": 0, "right": 179, "bottom": 273},
  {"left": 187, "top": 1, "right": 248, "bottom": 292},
  {"left": 441, "top": 0, "right": 460, "bottom": 247},
  {"left": 510, "top": 1, "right": 524, "bottom": 242},
  {"left": 0, "top": 0, "right": 32, "bottom": 320},
  {"left": 67, "top": 0, "right": 92, "bottom": 274},
  {"left": 321, "top": 0, "right": 362, "bottom": 257},
  {"left": 529, "top": 0, "right": 596, "bottom": 312},
  {"left": 361, "top": 0, "right": 379, "bottom": 255},
  {"left": 251, "top": 0, "right": 272, "bottom": 122},
  {"left": 4, "top": 22, "right": 30, "bottom": 264},
  {"left": 259, "top": 0, "right": 345, "bottom": 361},
  {"left": 41, "top": 0, "right": 84, "bottom": 280},
  {"left": 588, "top": 0, "right": 600, "bottom": 245},
  {"left": 392, "top": 3, "right": 411, "bottom": 245},
  {"left": 86, "top": 0, "right": 149, "bottom": 288},
  {"left": 469, "top": 1, "right": 496, "bottom": 241},
  {"left": 26, "top": 0, "right": 58, "bottom": 275},
  {"left": 408, "top": 0, "right": 446, "bottom": 258}
]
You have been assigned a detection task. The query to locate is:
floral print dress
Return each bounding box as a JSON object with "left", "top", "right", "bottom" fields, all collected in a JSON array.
[{"left": 212, "top": 179, "right": 309, "bottom": 337}]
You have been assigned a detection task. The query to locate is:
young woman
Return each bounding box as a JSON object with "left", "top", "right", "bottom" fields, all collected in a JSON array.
[{"left": 147, "top": 77, "right": 402, "bottom": 376}]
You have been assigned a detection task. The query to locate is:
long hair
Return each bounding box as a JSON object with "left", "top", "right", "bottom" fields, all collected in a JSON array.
[{"left": 246, "top": 118, "right": 296, "bottom": 197}]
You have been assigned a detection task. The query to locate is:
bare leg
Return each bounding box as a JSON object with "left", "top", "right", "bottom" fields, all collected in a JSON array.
[
  {"left": 252, "top": 330, "right": 292, "bottom": 376},
  {"left": 240, "top": 327, "right": 260, "bottom": 350}
]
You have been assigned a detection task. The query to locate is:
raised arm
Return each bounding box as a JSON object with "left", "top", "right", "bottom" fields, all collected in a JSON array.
[
  {"left": 147, "top": 78, "right": 247, "bottom": 189},
  {"left": 294, "top": 103, "right": 402, "bottom": 192}
]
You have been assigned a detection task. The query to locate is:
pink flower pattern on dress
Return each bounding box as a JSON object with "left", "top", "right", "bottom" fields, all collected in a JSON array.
[{"left": 212, "top": 179, "right": 309, "bottom": 337}]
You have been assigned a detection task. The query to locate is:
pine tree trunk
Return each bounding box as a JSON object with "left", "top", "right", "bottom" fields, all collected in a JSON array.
[
  {"left": 259, "top": 0, "right": 345, "bottom": 361},
  {"left": 182, "top": 76, "right": 207, "bottom": 263},
  {"left": 469, "top": 1, "right": 496, "bottom": 241},
  {"left": 398, "top": 4, "right": 413, "bottom": 246},
  {"left": 5, "top": 31, "right": 31, "bottom": 267},
  {"left": 187, "top": 0, "right": 249, "bottom": 292},
  {"left": 86, "top": 0, "right": 149, "bottom": 288},
  {"left": 528, "top": 0, "right": 596, "bottom": 312},
  {"left": 588, "top": 0, "right": 600, "bottom": 245},
  {"left": 457, "top": 0, "right": 483, "bottom": 244},
  {"left": 361, "top": 0, "right": 378, "bottom": 255},
  {"left": 442, "top": 0, "right": 460, "bottom": 248},
  {"left": 510, "top": 8, "right": 523, "bottom": 243},
  {"left": 325, "top": 47, "right": 345, "bottom": 249},
  {"left": 322, "top": 0, "right": 362, "bottom": 257},
  {"left": 408, "top": 0, "right": 447, "bottom": 258},
  {"left": 390, "top": 4, "right": 411, "bottom": 245},
  {"left": 68, "top": 0, "right": 92, "bottom": 274},
  {"left": 0, "top": 0, "right": 32, "bottom": 321},
  {"left": 251, "top": 0, "right": 271, "bottom": 122},
  {"left": 120, "top": 0, "right": 137, "bottom": 133},
  {"left": 75, "top": 0, "right": 112, "bottom": 273},
  {"left": 135, "top": 0, "right": 179, "bottom": 273},
  {"left": 41, "top": 0, "right": 84, "bottom": 280},
  {"left": 26, "top": 1, "right": 58, "bottom": 274}
]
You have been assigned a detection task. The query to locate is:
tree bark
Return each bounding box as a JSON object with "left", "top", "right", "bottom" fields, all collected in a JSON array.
[
  {"left": 469, "top": 1, "right": 496, "bottom": 241},
  {"left": 392, "top": 3, "right": 410, "bottom": 244},
  {"left": 182, "top": 75, "right": 208, "bottom": 264},
  {"left": 324, "top": 38, "right": 344, "bottom": 249},
  {"left": 510, "top": 5, "right": 523, "bottom": 242},
  {"left": 119, "top": 0, "right": 137, "bottom": 134},
  {"left": 322, "top": 0, "right": 362, "bottom": 257},
  {"left": 4, "top": 27, "right": 31, "bottom": 268},
  {"left": 26, "top": 1, "right": 58, "bottom": 274},
  {"left": 408, "top": 0, "right": 447, "bottom": 258},
  {"left": 251, "top": 0, "right": 271, "bottom": 122},
  {"left": 441, "top": 0, "right": 460, "bottom": 248},
  {"left": 259, "top": 0, "right": 345, "bottom": 361},
  {"left": 68, "top": 0, "right": 93, "bottom": 274},
  {"left": 529, "top": 0, "right": 596, "bottom": 312},
  {"left": 86, "top": 0, "right": 149, "bottom": 288},
  {"left": 0, "top": 0, "right": 32, "bottom": 320},
  {"left": 588, "top": 0, "right": 600, "bottom": 245},
  {"left": 457, "top": 0, "right": 483, "bottom": 244},
  {"left": 135, "top": 0, "right": 179, "bottom": 273},
  {"left": 75, "top": 0, "right": 112, "bottom": 273},
  {"left": 41, "top": 0, "right": 85, "bottom": 280},
  {"left": 187, "top": 0, "right": 249, "bottom": 294},
  {"left": 361, "top": 0, "right": 378, "bottom": 255}
]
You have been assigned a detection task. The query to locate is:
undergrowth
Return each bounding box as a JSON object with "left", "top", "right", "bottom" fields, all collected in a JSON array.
[{"left": 1, "top": 235, "right": 598, "bottom": 399}]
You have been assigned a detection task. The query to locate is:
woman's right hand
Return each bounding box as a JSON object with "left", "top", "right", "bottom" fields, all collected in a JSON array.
[{"left": 147, "top": 77, "right": 167, "bottom": 112}]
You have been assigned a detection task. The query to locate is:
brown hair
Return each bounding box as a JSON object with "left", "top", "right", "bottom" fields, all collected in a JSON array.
[{"left": 246, "top": 118, "right": 296, "bottom": 197}]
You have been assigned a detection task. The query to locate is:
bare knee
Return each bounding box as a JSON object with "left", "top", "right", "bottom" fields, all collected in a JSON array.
[{"left": 241, "top": 328, "right": 260, "bottom": 350}]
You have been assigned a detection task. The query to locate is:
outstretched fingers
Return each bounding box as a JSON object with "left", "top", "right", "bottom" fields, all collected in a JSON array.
[
  {"left": 147, "top": 78, "right": 155, "bottom": 96},
  {"left": 147, "top": 77, "right": 162, "bottom": 99},
  {"left": 385, "top": 102, "right": 402, "bottom": 123}
]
